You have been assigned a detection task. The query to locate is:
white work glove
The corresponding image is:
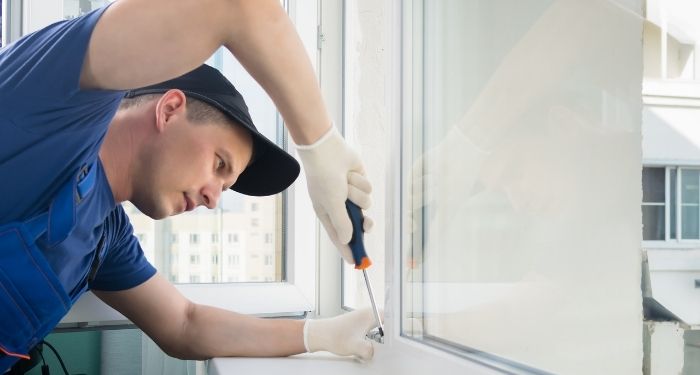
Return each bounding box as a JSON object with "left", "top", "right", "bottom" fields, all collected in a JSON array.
[
  {"left": 296, "top": 126, "right": 374, "bottom": 264},
  {"left": 303, "top": 308, "right": 383, "bottom": 360}
]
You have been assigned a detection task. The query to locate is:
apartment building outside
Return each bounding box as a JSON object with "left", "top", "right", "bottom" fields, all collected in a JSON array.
[
  {"left": 125, "top": 193, "right": 282, "bottom": 285},
  {"left": 642, "top": 0, "right": 700, "bottom": 373}
]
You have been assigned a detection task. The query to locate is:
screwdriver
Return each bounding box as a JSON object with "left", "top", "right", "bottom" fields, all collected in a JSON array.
[{"left": 345, "top": 200, "right": 385, "bottom": 341}]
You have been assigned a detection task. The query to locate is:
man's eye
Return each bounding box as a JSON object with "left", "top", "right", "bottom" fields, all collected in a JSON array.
[{"left": 217, "top": 157, "right": 225, "bottom": 170}]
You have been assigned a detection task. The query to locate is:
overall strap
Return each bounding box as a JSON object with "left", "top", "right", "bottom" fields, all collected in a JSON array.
[{"left": 24, "top": 161, "right": 98, "bottom": 243}]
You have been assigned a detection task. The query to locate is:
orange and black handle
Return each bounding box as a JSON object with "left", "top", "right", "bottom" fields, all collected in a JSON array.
[{"left": 345, "top": 200, "right": 372, "bottom": 270}]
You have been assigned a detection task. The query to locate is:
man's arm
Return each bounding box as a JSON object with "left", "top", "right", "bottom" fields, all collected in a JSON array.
[
  {"left": 83, "top": 0, "right": 374, "bottom": 260},
  {"left": 93, "top": 273, "right": 305, "bottom": 359},
  {"left": 80, "top": 0, "right": 330, "bottom": 144}
]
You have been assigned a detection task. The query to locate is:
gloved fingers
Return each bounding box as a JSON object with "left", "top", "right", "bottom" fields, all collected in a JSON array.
[
  {"left": 318, "top": 212, "right": 340, "bottom": 244},
  {"left": 338, "top": 244, "right": 354, "bottom": 264},
  {"left": 362, "top": 215, "right": 374, "bottom": 233},
  {"left": 348, "top": 309, "right": 378, "bottom": 360},
  {"left": 329, "top": 201, "right": 354, "bottom": 244},
  {"left": 354, "top": 339, "right": 374, "bottom": 361},
  {"left": 359, "top": 308, "right": 384, "bottom": 332},
  {"left": 320, "top": 213, "right": 356, "bottom": 264},
  {"left": 348, "top": 171, "right": 372, "bottom": 194},
  {"left": 348, "top": 185, "right": 371, "bottom": 210}
]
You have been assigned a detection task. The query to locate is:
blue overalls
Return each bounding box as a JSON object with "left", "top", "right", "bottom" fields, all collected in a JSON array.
[{"left": 0, "top": 162, "right": 98, "bottom": 371}]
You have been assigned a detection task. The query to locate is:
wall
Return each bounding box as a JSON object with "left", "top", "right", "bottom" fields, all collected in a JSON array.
[
  {"left": 341, "top": 0, "right": 389, "bottom": 311},
  {"left": 27, "top": 331, "right": 101, "bottom": 375}
]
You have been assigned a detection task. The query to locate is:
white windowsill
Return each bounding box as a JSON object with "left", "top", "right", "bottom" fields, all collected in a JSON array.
[
  {"left": 208, "top": 336, "right": 503, "bottom": 375},
  {"left": 643, "top": 241, "right": 700, "bottom": 250}
]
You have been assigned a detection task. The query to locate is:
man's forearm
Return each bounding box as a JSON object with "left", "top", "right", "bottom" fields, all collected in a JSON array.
[
  {"left": 173, "top": 303, "right": 306, "bottom": 360},
  {"left": 222, "top": 0, "right": 332, "bottom": 145}
]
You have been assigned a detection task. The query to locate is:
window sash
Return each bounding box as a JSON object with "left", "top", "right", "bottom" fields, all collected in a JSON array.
[{"left": 643, "top": 166, "right": 700, "bottom": 243}]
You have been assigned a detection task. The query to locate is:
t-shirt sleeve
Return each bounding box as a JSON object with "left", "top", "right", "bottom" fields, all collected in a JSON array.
[
  {"left": 0, "top": 5, "right": 123, "bottom": 133},
  {"left": 89, "top": 206, "right": 157, "bottom": 291}
]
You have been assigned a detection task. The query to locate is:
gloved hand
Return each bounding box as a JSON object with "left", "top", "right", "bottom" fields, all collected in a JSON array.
[
  {"left": 296, "top": 126, "right": 374, "bottom": 264},
  {"left": 303, "top": 308, "right": 383, "bottom": 360}
]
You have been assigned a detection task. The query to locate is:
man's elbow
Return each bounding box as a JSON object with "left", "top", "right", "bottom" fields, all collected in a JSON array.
[{"left": 151, "top": 302, "right": 211, "bottom": 360}]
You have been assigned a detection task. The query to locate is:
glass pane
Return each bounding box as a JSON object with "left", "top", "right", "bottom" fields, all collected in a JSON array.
[
  {"left": 642, "top": 167, "right": 665, "bottom": 203},
  {"left": 642, "top": 205, "right": 665, "bottom": 240},
  {"left": 404, "top": 0, "right": 643, "bottom": 373},
  {"left": 682, "top": 169, "right": 700, "bottom": 204},
  {"left": 671, "top": 168, "right": 677, "bottom": 239},
  {"left": 682, "top": 205, "right": 700, "bottom": 240}
]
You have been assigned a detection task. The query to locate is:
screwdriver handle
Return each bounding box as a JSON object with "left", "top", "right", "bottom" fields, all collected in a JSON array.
[{"left": 345, "top": 200, "right": 372, "bottom": 270}]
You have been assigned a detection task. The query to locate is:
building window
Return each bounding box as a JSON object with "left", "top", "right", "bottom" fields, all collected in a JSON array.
[
  {"left": 680, "top": 169, "right": 699, "bottom": 239},
  {"left": 211, "top": 233, "right": 219, "bottom": 243},
  {"left": 264, "top": 233, "right": 273, "bottom": 244},
  {"left": 228, "top": 255, "right": 240, "bottom": 266},
  {"left": 189, "top": 275, "right": 200, "bottom": 283},
  {"left": 642, "top": 166, "right": 700, "bottom": 241},
  {"left": 190, "top": 255, "right": 200, "bottom": 265},
  {"left": 251, "top": 202, "right": 259, "bottom": 211},
  {"left": 251, "top": 218, "right": 259, "bottom": 227},
  {"left": 264, "top": 254, "right": 273, "bottom": 266},
  {"left": 227, "top": 233, "right": 239, "bottom": 244},
  {"left": 171, "top": 234, "right": 178, "bottom": 244},
  {"left": 212, "top": 254, "right": 219, "bottom": 265},
  {"left": 190, "top": 233, "right": 200, "bottom": 244},
  {"left": 642, "top": 167, "right": 667, "bottom": 240}
]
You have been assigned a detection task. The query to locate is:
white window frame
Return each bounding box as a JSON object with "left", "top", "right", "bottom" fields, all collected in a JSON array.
[{"left": 58, "top": 0, "right": 318, "bottom": 328}]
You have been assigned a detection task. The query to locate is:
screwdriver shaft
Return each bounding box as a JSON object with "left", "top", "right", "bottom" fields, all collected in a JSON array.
[{"left": 362, "top": 269, "right": 384, "bottom": 336}]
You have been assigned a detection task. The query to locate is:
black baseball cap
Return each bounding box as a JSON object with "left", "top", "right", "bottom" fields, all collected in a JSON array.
[{"left": 124, "top": 64, "right": 300, "bottom": 196}]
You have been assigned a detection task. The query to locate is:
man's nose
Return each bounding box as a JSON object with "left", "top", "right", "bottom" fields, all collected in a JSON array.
[{"left": 201, "top": 182, "right": 222, "bottom": 209}]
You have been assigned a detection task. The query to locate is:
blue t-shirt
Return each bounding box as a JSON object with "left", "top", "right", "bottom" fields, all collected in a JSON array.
[{"left": 0, "top": 6, "right": 156, "bottom": 295}]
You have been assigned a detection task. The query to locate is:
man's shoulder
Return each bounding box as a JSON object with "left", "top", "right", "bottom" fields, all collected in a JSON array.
[{"left": 0, "top": 5, "right": 116, "bottom": 105}]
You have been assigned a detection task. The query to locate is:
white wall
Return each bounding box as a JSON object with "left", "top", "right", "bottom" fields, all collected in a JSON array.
[
  {"left": 643, "top": 104, "right": 700, "bottom": 165},
  {"left": 644, "top": 321, "right": 685, "bottom": 375},
  {"left": 341, "top": 0, "right": 389, "bottom": 311}
]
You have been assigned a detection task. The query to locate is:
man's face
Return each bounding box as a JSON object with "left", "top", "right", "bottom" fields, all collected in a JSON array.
[{"left": 131, "top": 115, "right": 253, "bottom": 219}]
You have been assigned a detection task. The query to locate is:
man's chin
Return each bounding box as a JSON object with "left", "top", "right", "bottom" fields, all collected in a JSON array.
[{"left": 132, "top": 202, "right": 170, "bottom": 220}]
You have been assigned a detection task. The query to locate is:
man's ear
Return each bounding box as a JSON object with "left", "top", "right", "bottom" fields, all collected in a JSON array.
[{"left": 154, "top": 89, "right": 188, "bottom": 132}]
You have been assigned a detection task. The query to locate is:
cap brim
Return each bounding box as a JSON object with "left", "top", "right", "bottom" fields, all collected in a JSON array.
[
  {"left": 187, "top": 92, "right": 300, "bottom": 196},
  {"left": 232, "top": 135, "right": 300, "bottom": 196}
]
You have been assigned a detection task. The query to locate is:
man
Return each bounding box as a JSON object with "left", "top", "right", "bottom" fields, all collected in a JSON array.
[{"left": 0, "top": 0, "right": 377, "bottom": 371}]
